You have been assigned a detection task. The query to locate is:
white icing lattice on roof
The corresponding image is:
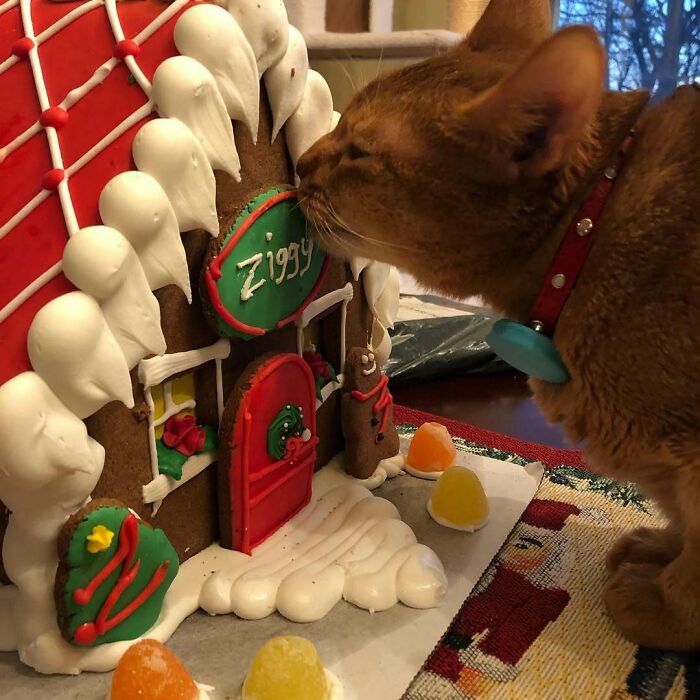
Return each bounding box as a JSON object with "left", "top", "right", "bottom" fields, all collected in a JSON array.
[{"left": 0, "top": 0, "right": 176, "bottom": 325}]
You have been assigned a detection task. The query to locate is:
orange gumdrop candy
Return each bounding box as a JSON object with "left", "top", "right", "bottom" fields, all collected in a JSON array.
[
  {"left": 406, "top": 422, "right": 457, "bottom": 474},
  {"left": 111, "top": 639, "right": 199, "bottom": 700}
]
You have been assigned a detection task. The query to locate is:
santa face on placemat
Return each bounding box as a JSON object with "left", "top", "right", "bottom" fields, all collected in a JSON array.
[{"left": 441, "top": 500, "right": 581, "bottom": 694}]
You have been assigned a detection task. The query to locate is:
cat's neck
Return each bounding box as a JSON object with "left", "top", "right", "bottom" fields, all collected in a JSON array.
[{"left": 478, "top": 90, "right": 650, "bottom": 321}]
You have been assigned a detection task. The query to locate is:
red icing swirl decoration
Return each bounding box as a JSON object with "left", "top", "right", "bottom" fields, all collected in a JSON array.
[{"left": 71, "top": 513, "right": 172, "bottom": 646}]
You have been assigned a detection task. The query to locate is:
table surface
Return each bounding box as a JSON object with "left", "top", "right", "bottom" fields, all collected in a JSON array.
[{"left": 391, "top": 372, "right": 572, "bottom": 449}]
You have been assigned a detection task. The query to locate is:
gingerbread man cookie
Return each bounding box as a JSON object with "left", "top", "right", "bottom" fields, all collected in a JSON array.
[{"left": 341, "top": 347, "right": 400, "bottom": 479}]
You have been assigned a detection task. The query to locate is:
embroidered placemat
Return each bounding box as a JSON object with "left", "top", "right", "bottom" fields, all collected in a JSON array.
[{"left": 394, "top": 406, "right": 698, "bottom": 700}]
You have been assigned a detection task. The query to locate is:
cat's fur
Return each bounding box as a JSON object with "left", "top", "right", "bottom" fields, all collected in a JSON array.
[{"left": 297, "top": 0, "right": 700, "bottom": 650}]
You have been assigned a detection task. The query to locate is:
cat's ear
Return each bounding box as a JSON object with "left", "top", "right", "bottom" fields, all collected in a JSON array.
[
  {"left": 468, "top": 0, "right": 551, "bottom": 52},
  {"left": 455, "top": 26, "right": 605, "bottom": 178}
]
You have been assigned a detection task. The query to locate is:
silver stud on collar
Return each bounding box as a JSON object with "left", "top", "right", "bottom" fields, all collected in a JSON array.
[
  {"left": 530, "top": 320, "right": 544, "bottom": 333},
  {"left": 551, "top": 273, "right": 566, "bottom": 289},
  {"left": 576, "top": 218, "right": 593, "bottom": 236},
  {"left": 604, "top": 166, "right": 618, "bottom": 180}
]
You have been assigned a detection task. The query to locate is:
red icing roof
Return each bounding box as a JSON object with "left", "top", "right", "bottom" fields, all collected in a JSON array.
[{"left": 0, "top": 0, "right": 198, "bottom": 385}]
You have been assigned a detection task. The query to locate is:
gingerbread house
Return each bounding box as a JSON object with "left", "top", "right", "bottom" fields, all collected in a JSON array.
[{"left": 0, "top": 0, "right": 443, "bottom": 675}]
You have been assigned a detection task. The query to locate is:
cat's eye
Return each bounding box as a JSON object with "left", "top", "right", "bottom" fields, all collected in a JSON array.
[{"left": 347, "top": 141, "right": 372, "bottom": 161}]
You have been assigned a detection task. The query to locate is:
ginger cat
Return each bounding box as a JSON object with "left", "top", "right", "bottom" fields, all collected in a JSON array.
[{"left": 297, "top": 0, "right": 700, "bottom": 651}]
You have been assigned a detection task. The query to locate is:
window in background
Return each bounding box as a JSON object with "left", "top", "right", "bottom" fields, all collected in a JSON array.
[{"left": 557, "top": 0, "right": 699, "bottom": 98}]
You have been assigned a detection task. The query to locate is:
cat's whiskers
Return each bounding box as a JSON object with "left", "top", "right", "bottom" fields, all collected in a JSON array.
[
  {"left": 303, "top": 188, "right": 417, "bottom": 258},
  {"left": 371, "top": 46, "right": 386, "bottom": 106},
  {"left": 327, "top": 200, "right": 416, "bottom": 254},
  {"left": 315, "top": 218, "right": 357, "bottom": 258},
  {"left": 291, "top": 194, "right": 308, "bottom": 215},
  {"left": 331, "top": 57, "right": 361, "bottom": 95}
]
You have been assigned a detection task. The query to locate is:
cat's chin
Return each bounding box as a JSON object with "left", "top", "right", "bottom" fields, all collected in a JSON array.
[{"left": 308, "top": 228, "right": 357, "bottom": 262}]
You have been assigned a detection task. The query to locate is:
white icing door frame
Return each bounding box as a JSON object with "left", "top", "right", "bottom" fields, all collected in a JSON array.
[
  {"left": 295, "top": 282, "right": 354, "bottom": 407},
  {"left": 139, "top": 338, "right": 231, "bottom": 514}
]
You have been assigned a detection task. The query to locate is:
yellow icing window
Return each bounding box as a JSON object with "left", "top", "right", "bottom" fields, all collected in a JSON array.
[
  {"left": 302, "top": 321, "right": 323, "bottom": 354},
  {"left": 153, "top": 373, "right": 196, "bottom": 439},
  {"left": 151, "top": 384, "right": 165, "bottom": 429},
  {"left": 170, "top": 373, "right": 196, "bottom": 408}
]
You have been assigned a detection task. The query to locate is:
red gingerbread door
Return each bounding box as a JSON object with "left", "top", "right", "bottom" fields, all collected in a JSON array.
[{"left": 219, "top": 354, "right": 319, "bottom": 554}]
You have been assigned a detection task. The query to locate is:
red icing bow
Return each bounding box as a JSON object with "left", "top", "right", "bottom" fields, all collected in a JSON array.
[
  {"left": 162, "top": 415, "right": 206, "bottom": 457},
  {"left": 303, "top": 351, "right": 332, "bottom": 380},
  {"left": 284, "top": 435, "right": 305, "bottom": 458}
]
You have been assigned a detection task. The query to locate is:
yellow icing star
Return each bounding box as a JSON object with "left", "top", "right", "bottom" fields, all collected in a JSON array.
[{"left": 86, "top": 525, "right": 115, "bottom": 554}]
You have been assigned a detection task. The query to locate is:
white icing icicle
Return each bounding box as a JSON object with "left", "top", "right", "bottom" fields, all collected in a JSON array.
[
  {"left": 264, "top": 25, "right": 308, "bottom": 143},
  {"left": 349, "top": 256, "right": 370, "bottom": 281},
  {"left": 0, "top": 373, "right": 105, "bottom": 662},
  {"left": 152, "top": 56, "right": 241, "bottom": 181},
  {"left": 364, "top": 260, "right": 391, "bottom": 309},
  {"left": 174, "top": 5, "right": 260, "bottom": 142},
  {"left": 0, "top": 372, "right": 104, "bottom": 511},
  {"left": 27, "top": 292, "right": 134, "bottom": 419},
  {"left": 369, "top": 265, "right": 400, "bottom": 367},
  {"left": 331, "top": 110, "right": 341, "bottom": 131},
  {"left": 99, "top": 171, "right": 192, "bottom": 301},
  {"left": 365, "top": 262, "right": 400, "bottom": 331},
  {"left": 227, "top": 0, "right": 289, "bottom": 75},
  {"left": 133, "top": 118, "right": 219, "bottom": 237},
  {"left": 348, "top": 259, "right": 401, "bottom": 366},
  {"left": 285, "top": 69, "right": 334, "bottom": 168},
  {"left": 62, "top": 226, "right": 167, "bottom": 369}
]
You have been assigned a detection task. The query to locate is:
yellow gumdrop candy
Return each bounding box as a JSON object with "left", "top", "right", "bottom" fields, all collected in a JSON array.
[
  {"left": 242, "top": 636, "right": 330, "bottom": 700},
  {"left": 428, "top": 466, "right": 489, "bottom": 532},
  {"left": 406, "top": 422, "right": 457, "bottom": 476},
  {"left": 110, "top": 639, "right": 199, "bottom": 700}
]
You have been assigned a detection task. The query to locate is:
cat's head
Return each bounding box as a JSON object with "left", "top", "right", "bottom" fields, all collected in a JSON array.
[{"left": 298, "top": 0, "right": 606, "bottom": 296}]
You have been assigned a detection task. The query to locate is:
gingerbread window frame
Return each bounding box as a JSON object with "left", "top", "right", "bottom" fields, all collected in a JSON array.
[{"left": 138, "top": 338, "right": 231, "bottom": 514}]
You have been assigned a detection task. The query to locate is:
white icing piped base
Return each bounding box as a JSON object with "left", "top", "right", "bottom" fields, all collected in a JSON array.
[
  {"left": 238, "top": 668, "right": 342, "bottom": 700},
  {"left": 2, "top": 455, "right": 446, "bottom": 675},
  {"left": 199, "top": 457, "right": 446, "bottom": 621},
  {"left": 350, "top": 452, "right": 405, "bottom": 490},
  {"left": 427, "top": 500, "right": 489, "bottom": 533},
  {"left": 106, "top": 680, "right": 213, "bottom": 700},
  {"left": 197, "top": 682, "right": 215, "bottom": 699},
  {"left": 326, "top": 669, "right": 344, "bottom": 700},
  {"left": 404, "top": 464, "right": 445, "bottom": 481}
]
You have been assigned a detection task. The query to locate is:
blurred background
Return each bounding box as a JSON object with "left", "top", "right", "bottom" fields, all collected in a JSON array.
[{"left": 286, "top": 0, "right": 699, "bottom": 110}]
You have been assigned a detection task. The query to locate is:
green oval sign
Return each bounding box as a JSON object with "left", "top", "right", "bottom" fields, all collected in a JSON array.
[{"left": 205, "top": 187, "right": 329, "bottom": 339}]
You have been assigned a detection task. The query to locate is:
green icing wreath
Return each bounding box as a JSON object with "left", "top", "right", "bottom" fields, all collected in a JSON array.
[{"left": 267, "top": 404, "right": 306, "bottom": 460}]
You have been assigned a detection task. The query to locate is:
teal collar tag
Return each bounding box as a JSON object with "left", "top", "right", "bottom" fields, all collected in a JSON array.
[{"left": 487, "top": 319, "right": 570, "bottom": 384}]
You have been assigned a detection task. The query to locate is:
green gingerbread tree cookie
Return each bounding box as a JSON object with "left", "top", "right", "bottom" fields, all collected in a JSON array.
[{"left": 55, "top": 500, "right": 179, "bottom": 647}]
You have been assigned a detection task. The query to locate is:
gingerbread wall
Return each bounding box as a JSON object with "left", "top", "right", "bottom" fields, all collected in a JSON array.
[{"left": 82, "top": 92, "right": 372, "bottom": 564}]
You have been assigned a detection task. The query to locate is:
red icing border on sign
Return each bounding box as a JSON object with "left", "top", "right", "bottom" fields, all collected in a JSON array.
[{"left": 204, "top": 189, "right": 330, "bottom": 337}]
